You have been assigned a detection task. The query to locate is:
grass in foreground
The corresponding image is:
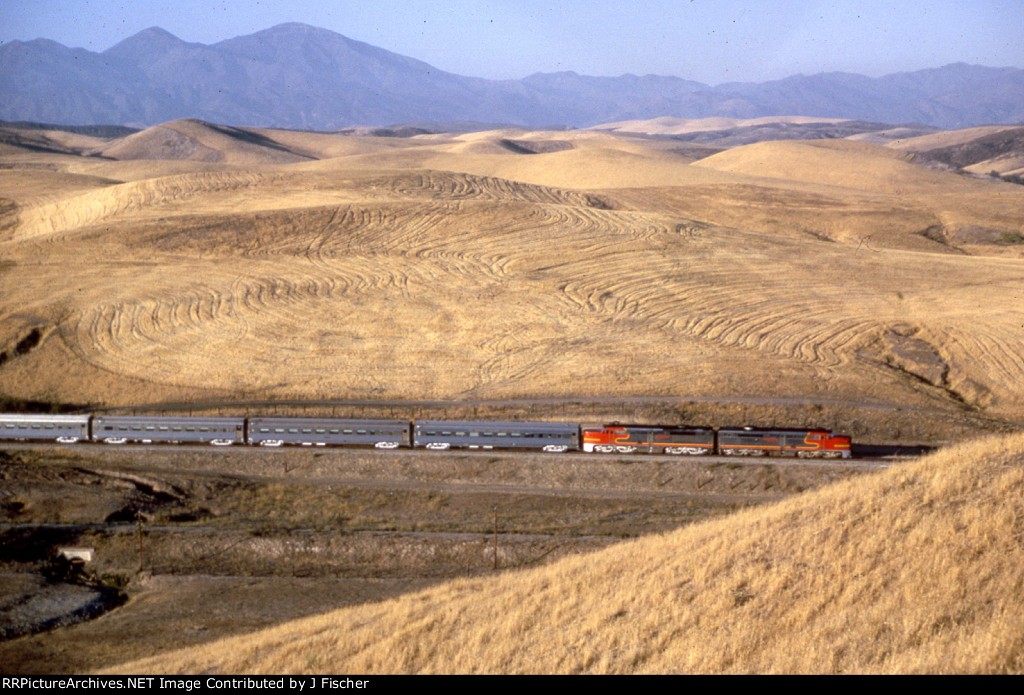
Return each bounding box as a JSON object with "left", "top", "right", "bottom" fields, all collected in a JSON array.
[{"left": 108, "top": 432, "right": 1024, "bottom": 674}]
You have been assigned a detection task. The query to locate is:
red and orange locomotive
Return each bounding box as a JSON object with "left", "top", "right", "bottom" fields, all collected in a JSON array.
[
  {"left": 582, "top": 424, "right": 851, "bottom": 458},
  {"left": 582, "top": 424, "right": 715, "bottom": 455}
]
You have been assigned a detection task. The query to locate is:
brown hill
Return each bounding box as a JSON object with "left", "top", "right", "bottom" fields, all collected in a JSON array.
[
  {"left": 92, "top": 119, "right": 314, "bottom": 165},
  {"left": 685, "top": 138, "right": 1024, "bottom": 251},
  {"left": 0, "top": 125, "right": 115, "bottom": 157},
  {"left": 692, "top": 139, "right": 960, "bottom": 193},
  {"left": 0, "top": 128, "right": 78, "bottom": 157},
  {"left": 886, "top": 126, "right": 1024, "bottom": 177}
]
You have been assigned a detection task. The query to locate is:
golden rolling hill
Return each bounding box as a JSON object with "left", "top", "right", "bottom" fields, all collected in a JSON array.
[
  {"left": 107, "top": 432, "right": 1024, "bottom": 674},
  {"left": 2, "top": 119, "right": 1023, "bottom": 675},
  {"left": 0, "top": 120, "right": 1023, "bottom": 440},
  {"left": 91, "top": 119, "right": 314, "bottom": 166}
]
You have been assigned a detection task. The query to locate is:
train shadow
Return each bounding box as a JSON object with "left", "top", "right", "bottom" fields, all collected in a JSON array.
[{"left": 852, "top": 443, "right": 935, "bottom": 459}]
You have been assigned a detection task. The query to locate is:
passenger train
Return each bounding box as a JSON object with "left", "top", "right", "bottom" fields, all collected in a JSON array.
[{"left": 0, "top": 413, "right": 853, "bottom": 458}]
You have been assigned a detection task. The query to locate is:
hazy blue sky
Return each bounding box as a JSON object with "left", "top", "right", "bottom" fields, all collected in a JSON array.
[{"left": 3, "top": 0, "right": 1022, "bottom": 84}]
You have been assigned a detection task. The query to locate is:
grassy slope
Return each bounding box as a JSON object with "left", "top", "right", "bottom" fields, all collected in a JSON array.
[{"left": 108, "top": 432, "right": 1024, "bottom": 674}]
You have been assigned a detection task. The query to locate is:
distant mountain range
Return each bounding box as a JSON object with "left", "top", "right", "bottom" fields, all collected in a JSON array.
[{"left": 2, "top": 23, "right": 1023, "bottom": 130}]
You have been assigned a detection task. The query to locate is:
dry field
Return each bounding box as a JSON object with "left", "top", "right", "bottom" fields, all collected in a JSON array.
[
  {"left": 108, "top": 432, "right": 1024, "bottom": 674},
  {"left": 1, "top": 118, "right": 1023, "bottom": 440},
  {"left": 2, "top": 116, "right": 1024, "bottom": 674}
]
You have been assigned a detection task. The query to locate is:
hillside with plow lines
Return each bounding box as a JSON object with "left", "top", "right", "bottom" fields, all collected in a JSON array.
[
  {"left": 1, "top": 122, "right": 1023, "bottom": 438},
  {"left": 3, "top": 118, "right": 1024, "bottom": 676}
]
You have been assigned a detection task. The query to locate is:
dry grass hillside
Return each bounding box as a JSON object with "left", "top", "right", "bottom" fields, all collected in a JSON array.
[
  {"left": 886, "top": 126, "right": 1024, "bottom": 178},
  {"left": 109, "top": 432, "right": 1024, "bottom": 674},
  {"left": 91, "top": 120, "right": 314, "bottom": 166},
  {"left": 0, "top": 121, "right": 1023, "bottom": 439}
]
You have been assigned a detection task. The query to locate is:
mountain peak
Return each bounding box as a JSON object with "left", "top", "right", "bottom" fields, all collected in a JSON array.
[
  {"left": 218, "top": 22, "right": 352, "bottom": 46},
  {"left": 134, "top": 26, "right": 181, "bottom": 41},
  {"left": 263, "top": 22, "right": 329, "bottom": 33},
  {"left": 104, "top": 26, "right": 186, "bottom": 56}
]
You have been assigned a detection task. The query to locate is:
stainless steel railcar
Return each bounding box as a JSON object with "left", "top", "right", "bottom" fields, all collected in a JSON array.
[
  {"left": 413, "top": 420, "right": 580, "bottom": 452},
  {"left": 247, "top": 417, "right": 411, "bottom": 448},
  {"left": 92, "top": 415, "right": 246, "bottom": 446},
  {"left": 0, "top": 413, "right": 92, "bottom": 444}
]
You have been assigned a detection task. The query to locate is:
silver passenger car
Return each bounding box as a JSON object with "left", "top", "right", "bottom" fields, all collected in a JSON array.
[
  {"left": 413, "top": 420, "right": 580, "bottom": 452},
  {"left": 92, "top": 415, "right": 245, "bottom": 445},
  {"left": 247, "top": 418, "right": 411, "bottom": 448},
  {"left": 0, "top": 413, "right": 91, "bottom": 443}
]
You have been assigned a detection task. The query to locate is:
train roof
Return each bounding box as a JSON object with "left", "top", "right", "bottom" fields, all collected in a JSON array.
[
  {"left": 585, "top": 423, "right": 715, "bottom": 430},
  {"left": 717, "top": 426, "right": 834, "bottom": 434},
  {"left": 93, "top": 415, "right": 245, "bottom": 424},
  {"left": 248, "top": 417, "right": 408, "bottom": 426},
  {"left": 416, "top": 420, "right": 577, "bottom": 431},
  {"left": 0, "top": 413, "right": 91, "bottom": 423}
]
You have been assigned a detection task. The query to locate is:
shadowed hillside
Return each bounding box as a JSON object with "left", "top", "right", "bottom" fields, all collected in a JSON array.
[
  {"left": 108, "top": 432, "right": 1024, "bottom": 674},
  {"left": 886, "top": 126, "right": 1024, "bottom": 177},
  {"left": 92, "top": 119, "right": 315, "bottom": 165}
]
